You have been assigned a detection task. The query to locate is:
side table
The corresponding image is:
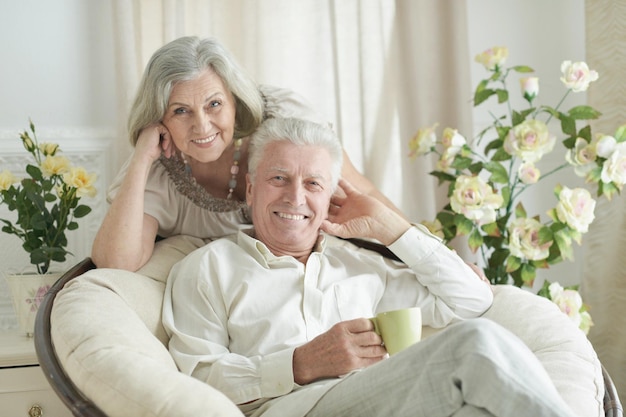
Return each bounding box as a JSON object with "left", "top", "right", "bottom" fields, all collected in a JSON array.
[{"left": 0, "top": 330, "right": 72, "bottom": 416}]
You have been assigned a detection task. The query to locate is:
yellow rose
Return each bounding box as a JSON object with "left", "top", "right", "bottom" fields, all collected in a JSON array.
[
  {"left": 41, "top": 155, "right": 71, "bottom": 177},
  {"left": 39, "top": 142, "right": 60, "bottom": 156},
  {"left": 474, "top": 46, "right": 508, "bottom": 71},
  {"left": 0, "top": 169, "right": 19, "bottom": 191},
  {"left": 63, "top": 167, "right": 97, "bottom": 197}
]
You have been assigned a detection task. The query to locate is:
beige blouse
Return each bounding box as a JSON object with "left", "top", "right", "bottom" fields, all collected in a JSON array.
[{"left": 108, "top": 85, "right": 331, "bottom": 240}]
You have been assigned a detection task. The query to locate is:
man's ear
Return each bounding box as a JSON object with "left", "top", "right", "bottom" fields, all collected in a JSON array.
[{"left": 245, "top": 173, "right": 253, "bottom": 206}]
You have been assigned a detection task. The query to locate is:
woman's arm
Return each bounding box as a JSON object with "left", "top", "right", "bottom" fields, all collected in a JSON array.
[{"left": 91, "top": 124, "right": 172, "bottom": 270}]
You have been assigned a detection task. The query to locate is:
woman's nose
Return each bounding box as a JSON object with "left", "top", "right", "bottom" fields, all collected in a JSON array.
[{"left": 193, "top": 111, "right": 212, "bottom": 133}]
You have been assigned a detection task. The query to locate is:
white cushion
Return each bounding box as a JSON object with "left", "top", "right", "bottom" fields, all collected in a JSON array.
[
  {"left": 51, "top": 236, "right": 242, "bottom": 417},
  {"left": 423, "top": 285, "right": 604, "bottom": 417},
  {"left": 53, "top": 236, "right": 604, "bottom": 417}
]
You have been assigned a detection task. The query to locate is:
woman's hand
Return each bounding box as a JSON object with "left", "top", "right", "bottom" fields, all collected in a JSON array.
[{"left": 135, "top": 123, "right": 175, "bottom": 163}]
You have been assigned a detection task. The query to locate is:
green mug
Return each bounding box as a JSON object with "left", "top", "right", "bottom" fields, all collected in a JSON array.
[{"left": 370, "top": 307, "right": 422, "bottom": 355}]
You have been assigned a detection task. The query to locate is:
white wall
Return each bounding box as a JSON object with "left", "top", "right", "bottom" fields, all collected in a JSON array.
[
  {"left": 0, "top": 0, "right": 587, "bottom": 328},
  {"left": 0, "top": 0, "right": 118, "bottom": 328}
]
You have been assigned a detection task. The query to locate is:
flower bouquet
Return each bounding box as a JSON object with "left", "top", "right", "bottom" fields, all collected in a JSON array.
[
  {"left": 0, "top": 120, "right": 97, "bottom": 274},
  {"left": 409, "top": 46, "right": 626, "bottom": 334}
]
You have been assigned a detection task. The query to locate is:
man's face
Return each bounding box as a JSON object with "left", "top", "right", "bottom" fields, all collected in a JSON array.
[{"left": 246, "top": 141, "right": 334, "bottom": 257}]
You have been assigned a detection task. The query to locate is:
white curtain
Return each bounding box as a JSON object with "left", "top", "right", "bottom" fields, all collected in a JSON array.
[
  {"left": 583, "top": 0, "right": 626, "bottom": 401},
  {"left": 110, "top": 0, "right": 472, "bottom": 247}
]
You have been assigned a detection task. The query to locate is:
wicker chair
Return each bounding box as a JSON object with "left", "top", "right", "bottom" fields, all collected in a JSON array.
[{"left": 35, "top": 257, "right": 623, "bottom": 417}]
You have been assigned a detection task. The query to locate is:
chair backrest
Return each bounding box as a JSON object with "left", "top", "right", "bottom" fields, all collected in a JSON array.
[{"left": 33, "top": 257, "right": 106, "bottom": 417}]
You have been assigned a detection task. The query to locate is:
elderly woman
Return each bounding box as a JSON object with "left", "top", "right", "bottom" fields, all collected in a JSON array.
[{"left": 92, "top": 36, "right": 399, "bottom": 271}]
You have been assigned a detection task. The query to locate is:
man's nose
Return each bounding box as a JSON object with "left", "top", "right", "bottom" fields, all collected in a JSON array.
[{"left": 285, "top": 182, "right": 306, "bottom": 206}]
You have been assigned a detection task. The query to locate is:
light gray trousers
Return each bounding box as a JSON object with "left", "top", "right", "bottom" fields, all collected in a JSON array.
[{"left": 304, "top": 318, "right": 576, "bottom": 417}]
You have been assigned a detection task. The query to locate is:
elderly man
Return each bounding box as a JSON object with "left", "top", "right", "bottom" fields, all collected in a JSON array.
[{"left": 162, "top": 117, "right": 576, "bottom": 417}]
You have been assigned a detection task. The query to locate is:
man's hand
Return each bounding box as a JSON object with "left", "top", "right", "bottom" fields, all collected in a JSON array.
[
  {"left": 292, "top": 318, "right": 387, "bottom": 385},
  {"left": 321, "top": 179, "right": 411, "bottom": 246}
]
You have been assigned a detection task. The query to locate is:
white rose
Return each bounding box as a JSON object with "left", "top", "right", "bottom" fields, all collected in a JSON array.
[
  {"left": 475, "top": 46, "right": 509, "bottom": 71},
  {"left": 505, "top": 119, "right": 556, "bottom": 163},
  {"left": 441, "top": 127, "right": 466, "bottom": 155},
  {"left": 560, "top": 61, "right": 599, "bottom": 93},
  {"left": 518, "top": 162, "right": 540, "bottom": 184},
  {"left": 555, "top": 187, "right": 596, "bottom": 233},
  {"left": 508, "top": 217, "right": 552, "bottom": 261},
  {"left": 600, "top": 142, "right": 626, "bottom": 187},
  {"left": 408, "top": 123, "right": 438, "bottom": 158},
  {"left": 450, "top": 175, "right": 503, "bottom": 225},
  {"left": 565, "top": 137, "right": 597, "bottom": 178},
  {"left": 594, "top": 134, "right": 617, "bottom": 158}
]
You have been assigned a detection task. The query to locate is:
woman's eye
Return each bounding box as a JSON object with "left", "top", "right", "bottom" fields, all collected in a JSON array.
[
  {"left": 173, "top": 108, "right": 187, "bottom": 115},
  {"left": 209, "top": 100, "right": 222, "bottom": 108}
]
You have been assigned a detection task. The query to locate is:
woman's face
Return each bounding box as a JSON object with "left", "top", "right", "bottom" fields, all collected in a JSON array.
[{"left": 162, "top": 68, "right": 237, "bottom": 163}]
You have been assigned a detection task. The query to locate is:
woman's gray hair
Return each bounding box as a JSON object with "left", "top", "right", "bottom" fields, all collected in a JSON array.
[
  {"left": 248, "top": 118, "right": 343, "bottom": 190},
  {"left": 128, "top": 36, "right": 264, "bottom": 145}
]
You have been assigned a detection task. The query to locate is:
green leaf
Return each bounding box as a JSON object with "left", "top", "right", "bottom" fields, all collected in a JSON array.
[
  {"left": 560, "top": 115, "right": 577, "bottom": 136},
  {"left": 506, "top": 255, "right": 522, "bottom": 273},
  {"left": 468, "top": 228, "right": 484, "bottom": 252},
  {"left": 538, "top": 226, "right": 554, "bottom": 245},
  {"left": 25, "top": 164, "right": 43, "bottom": 181},
  {"left": 468, "top": 162, "right": 484, "bottom": 175},
  {"left": 485, "top": 138, "right": 504, "bottom": 155},
  {"left": 484, "top": 161, "right": 509, "bottom": 184},
  {"left": 614, "top": 124, "right": 626, "bottom": 142},
  {"left": 481, "top": 221, "right": 501, "bottom": 237},
  {"left": 521, "top": 263, "right": 537, "bottom": 285},
  {"left": 515, "top": 202, "right": 527, "bottom": 218},
  {"left": 577, "top": 124, "right": 592, "bottom": 142},
  {"left": 554, "top": 230, "right": 574, "bottom": 260},
  {"left": 474, "top": 88, "right": 497, "bottom": 106},
  {"left": 512, "top": 65, "right": 534, "bottom": 73},
  {"left": 454, "top": 215, "right": 474, "bottom": 236},
  {"left": 73, "top": 205, "right": 92, "bottom": 218},
  {"left": 491, "top": 147, "right": 512, "bottom": 162},
  {"left": 568, "top": 105, "right": 602, "bottom": 120},
  {"left": 429, "top": 170, "right": 457, "bottom": 185},
  {"left": 501, "top": 186, "right": 511, "bottom": 207},
  {"left": 496, "top": 89, "right": 509, "bottom": 103},
  {"left": 451, "top": 156, "right": 473, "bottom": 170}
]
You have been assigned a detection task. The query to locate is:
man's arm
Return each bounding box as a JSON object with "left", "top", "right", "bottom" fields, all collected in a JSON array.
[{"left": 322, "top": 179, "right": 493, "bottom": 326}]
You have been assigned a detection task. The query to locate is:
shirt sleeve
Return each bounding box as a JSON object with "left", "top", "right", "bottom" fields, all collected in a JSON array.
[
  {"left": 384, "top": 224, "right": 494, "bottom": 327},
  {"left": 162, "top": 243, "right": 297, "bottom": 405}
]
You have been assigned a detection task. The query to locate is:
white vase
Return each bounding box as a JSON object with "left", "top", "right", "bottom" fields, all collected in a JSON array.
[{"left": 5, "top": 272, "right": 62, "bottom": 337}]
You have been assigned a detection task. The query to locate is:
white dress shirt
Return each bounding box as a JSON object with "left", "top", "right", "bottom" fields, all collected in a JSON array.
[{"left": 162, "top": 225, "right": 493, "bottom": 412}]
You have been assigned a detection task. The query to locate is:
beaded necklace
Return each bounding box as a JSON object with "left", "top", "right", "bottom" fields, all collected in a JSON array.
[
  {"left": 181, "top": 137, "right": 243, "bottom": 200},
  {"left": 227, "top": 138, "right": 242, "bottom": 200}
]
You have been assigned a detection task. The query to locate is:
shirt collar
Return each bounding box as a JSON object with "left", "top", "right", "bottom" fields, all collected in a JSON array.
[{"left": 237, "top": 228, "right": 327, "bottom": 265}]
